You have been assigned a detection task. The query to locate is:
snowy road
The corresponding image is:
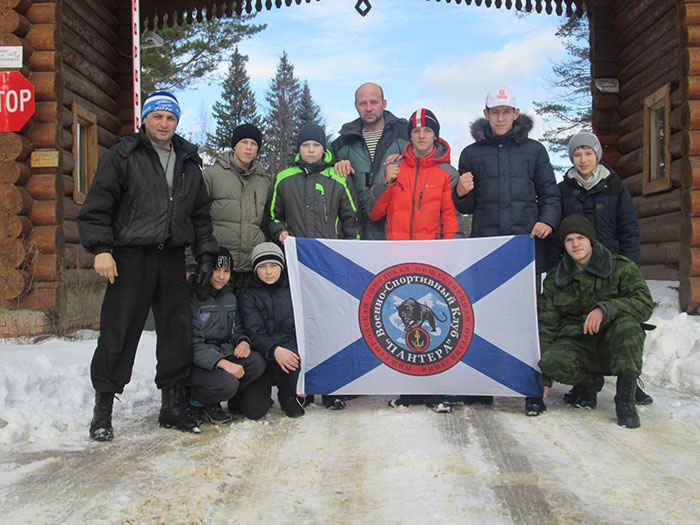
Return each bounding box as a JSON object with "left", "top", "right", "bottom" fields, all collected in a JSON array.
[{"left": 2, "top": 388, "right": 699, "bottom": 525}]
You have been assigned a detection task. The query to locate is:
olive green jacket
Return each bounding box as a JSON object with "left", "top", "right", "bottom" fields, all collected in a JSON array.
[{"left": 538, "top": 241, "right": 653, "bottom": 349}]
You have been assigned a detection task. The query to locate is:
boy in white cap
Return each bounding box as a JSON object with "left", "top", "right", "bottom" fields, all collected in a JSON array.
[{"left": 453, "top": 87, "right": 560, "bottom": 416}]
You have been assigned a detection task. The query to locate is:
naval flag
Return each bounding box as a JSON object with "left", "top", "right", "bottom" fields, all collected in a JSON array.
[{"left": 285, "top": 236, "right": 543, "bottom": 396}]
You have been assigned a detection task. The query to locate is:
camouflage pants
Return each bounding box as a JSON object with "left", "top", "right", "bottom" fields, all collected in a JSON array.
[{"left": 539, "top": 314, "right": 645, "bottom": 386}]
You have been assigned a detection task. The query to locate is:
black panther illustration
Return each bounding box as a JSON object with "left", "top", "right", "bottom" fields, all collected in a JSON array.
[{"left": 397, "top": 298, "right": 447, "bottom": 332}]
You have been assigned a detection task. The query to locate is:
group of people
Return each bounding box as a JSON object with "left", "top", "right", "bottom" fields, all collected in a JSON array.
[{"left": 77, "top": 81, "right": 654, "bottom": 442}]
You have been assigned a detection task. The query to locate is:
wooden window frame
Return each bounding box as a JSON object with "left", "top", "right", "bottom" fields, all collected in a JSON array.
[
  {"left": 642, "top": 84, "right": 672, "bottom": 195},
  {"left": 71, "top": 102, "right": 98, "bottom": 204}
]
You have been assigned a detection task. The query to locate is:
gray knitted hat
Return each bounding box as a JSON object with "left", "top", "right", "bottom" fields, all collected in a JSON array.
[
  {"left": 251, "top": 242, "right": 285, "bottom": 272},
  {"left": 568, "top": 131, "right": 602, "bottom": 164}
]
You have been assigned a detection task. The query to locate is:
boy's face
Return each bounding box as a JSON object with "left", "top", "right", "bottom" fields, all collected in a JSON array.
[
  {"left": 233, "top": 138, "right": 259, "bottom": 168},
  {"left": 564, "top": 233, "right": 593, "bottom": 268},
  {"left": 210, "top": 267, "right": 231, "bottom": 290},
  {"left": 410, "top": 126, "right": 436, "bottom": 157},
  {"left": 572, "top": 146, "right": 598, "bottom": 179},
  {"left": 483, "top": 106, "right": 519, "bottom": 136},
  {"left": 299, "top": 140, "right": 324, "bottom": 163},
  {"left": 256, "top": 262, "right": 282, "bottom": 285}
]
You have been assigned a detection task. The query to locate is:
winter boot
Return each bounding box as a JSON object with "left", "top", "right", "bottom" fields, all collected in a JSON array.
[
  {"left": 635, "top": 381, "right": 654, "bottom": 405},
  {"left": 279, "top": 396, "right": 305, "bottom": 418},
  {"left": 297, "top": 395, "right": 315, "bottom": 408},
  {"left": 565, "top": 373, "right": 604, "bottom": 406},
  {"left": 89, "top": 391, "right": 114, "bottom": 442},
  {"left": 573, "top": 373, "right": 604, "bottom": 409},
  {"left": 459, "top": 395, "right": 494, "bottom": 406},
  {"left": 159, "top": 385, "right": 201, "bottom": 433},
  {"left": 201, "top": 403, "right": 232, "bottom": 424},
  {"left": 615, "top": 374, "right": 641, "bottom": 429},
  {"left": 525, "top": 397, "right": 546, "bottom": 416},
  {"left": 426, "top": 396, "right": 452, "bottom": 414},
  {"left": 185, "top": 400, "right": 206, "bottom": 425},
  {"left": 322, "top": 395, "right": 346, "bottom": 410}
]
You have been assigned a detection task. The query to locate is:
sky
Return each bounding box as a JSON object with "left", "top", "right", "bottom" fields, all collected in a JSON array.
[{"left": 175, "top": 0, "right": 570, "bottom": 165}]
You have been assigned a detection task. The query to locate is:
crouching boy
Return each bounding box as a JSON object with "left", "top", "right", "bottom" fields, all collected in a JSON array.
[
  {"left": 239, "top": 243, "right": 307, "bottom": 418},
  {"left": 538, "top": 215, "right": 653, "bottom": 428},
  {"left": 188, "top": 247, "right": 270, "bottom": 423}
]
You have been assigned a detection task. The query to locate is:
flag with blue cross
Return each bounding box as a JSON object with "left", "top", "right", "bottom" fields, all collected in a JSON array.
[{"left": 285, "top": 236, "right": 543, "bottom": 396}]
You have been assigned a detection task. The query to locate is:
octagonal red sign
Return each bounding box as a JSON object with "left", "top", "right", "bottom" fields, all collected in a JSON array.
[{"left": 0, "top": 72, "right": 35, "bottom": 132}]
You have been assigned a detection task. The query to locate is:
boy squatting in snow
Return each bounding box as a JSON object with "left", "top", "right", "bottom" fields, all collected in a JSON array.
[{"left": 187, "top": 246, "right": 270, "bottom": 425}]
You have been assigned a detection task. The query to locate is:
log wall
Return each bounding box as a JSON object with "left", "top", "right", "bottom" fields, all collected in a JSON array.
[
  {"left": 0, "top": 0, "right": 63, "bottom": 319},
  {"left": 679, "top": 0, "right": 700, "bottom": 310},
  {"left": 590, "top": 0, "right": 684, "bottom": 287}
]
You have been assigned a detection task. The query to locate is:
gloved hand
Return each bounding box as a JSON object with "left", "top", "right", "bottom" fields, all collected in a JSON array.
[{"left": 194, "top": 254, "right": 214, "bottom": 300}]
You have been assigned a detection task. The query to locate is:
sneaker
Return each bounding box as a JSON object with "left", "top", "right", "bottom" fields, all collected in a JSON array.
[
  {"left": 201, "top": 403, "right": 232, "bottom": 424},
  {"left": 388, "top": 397, "right": 413, "bottom": 408},
  {"left": 326, "top": 398, "right": 346, "bottom": 410},
  {"left": 525, "top": 397, "right": 546, "bottom": 416},
  {"left": 280, "top": 396, "right": 305, "bottom": 418},
  {"left": 428, "top": 400, "right": 452, "bottom": 413}
]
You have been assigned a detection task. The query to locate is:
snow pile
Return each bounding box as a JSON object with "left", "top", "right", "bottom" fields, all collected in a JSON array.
[
  {"left": 643, "top": 281, "right": 700, "bottom": 396},
  {"left": 0, "top": 281, "right": 698, "bottom": 448}
]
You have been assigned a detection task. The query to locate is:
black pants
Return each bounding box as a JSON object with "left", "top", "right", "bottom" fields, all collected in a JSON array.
[
  {"left": 188, "top": 353, "right": 269, "bottom": 419},
  {"left": 90, "top": 246, "right": 191, "bottom": 393}
]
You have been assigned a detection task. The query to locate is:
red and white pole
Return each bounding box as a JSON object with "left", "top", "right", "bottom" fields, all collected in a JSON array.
[{"left": 131, "top": 0, "right": 141, "bottom": 132}]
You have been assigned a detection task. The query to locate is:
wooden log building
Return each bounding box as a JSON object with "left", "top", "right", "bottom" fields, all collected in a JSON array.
[{"left": 0, "top": 0, "right": 697, "bottom": 337}]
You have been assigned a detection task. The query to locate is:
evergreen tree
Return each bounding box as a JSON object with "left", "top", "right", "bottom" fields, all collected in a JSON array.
[
  {"left": 262, "top": 52, "right": 302, "bottom": 175},
  {"left": 533, "top": 10, "right": 591, "bottom": 162},
  {"left": 141, "top": 15, "right": 265, "bottom": 94},
  {"left": 296, "top": 81, "right": 324, "bottom": 130},
  {"left": 207, "top": 47, "right": 260, "bottom": 154}
]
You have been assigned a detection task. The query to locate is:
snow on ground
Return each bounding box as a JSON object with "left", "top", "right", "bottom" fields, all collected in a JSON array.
[{"left": 0, "top": 281, "right": 699, "bottom": 523}]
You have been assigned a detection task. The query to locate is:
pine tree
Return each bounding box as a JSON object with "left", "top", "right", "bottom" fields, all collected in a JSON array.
[
  {"left": 261, "top": 52, "right": 302, "bottom": 176},
  {"left": 207, "top": 47, "right": 260, "bottom": 154},
  {"left": 533, "top": 11, "right": 591, "bottom": 162},
  {"left": 141, "top": 16, "right": 265, "bottom": 94},
  {"left": 297, "top": 81, "right": 324, "bottom": 130}
]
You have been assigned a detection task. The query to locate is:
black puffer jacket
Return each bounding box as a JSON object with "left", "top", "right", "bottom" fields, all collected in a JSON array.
[
  {"left": 455, "top": 114, "right": 560, "bottom": 271},
  {"left": 190, "top": 287, "right": 251, "bottom": 371},
  {"left": 557, "top": 164, "right": 640, "bottom": 265},
  {"left": 239, "top": 272, "right": 297, "bottom": 361},
  {"left": 78, "top": 129, "right": 218, "bottom": 259}
]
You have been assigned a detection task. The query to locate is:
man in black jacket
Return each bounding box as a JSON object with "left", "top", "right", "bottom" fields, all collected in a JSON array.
[{"left": 78, "top": 91, "right": 219, "bottom": 441}]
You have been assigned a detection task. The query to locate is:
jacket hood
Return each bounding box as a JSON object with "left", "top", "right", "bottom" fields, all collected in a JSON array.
[
  {"left": 470, "top": 113, "right": 534, "bottom": 145},
  {"left": 212, "top": 150, "right": 263, "bottom": 177},
  {"left": 402, "top": 137, "right": 451, "bottom": 168},
  {"left": 554, "top": 241, "right": 613, "bottom": 287},
  {"left": 338, "top": 110, "right": 403, "bottom": 137},
  {"left": 117, "top": 129, "right": 202, "bottom": 165}
]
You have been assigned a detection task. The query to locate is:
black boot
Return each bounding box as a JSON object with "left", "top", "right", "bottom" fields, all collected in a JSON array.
[
  {"left": 279, "top": 396, "right": 305, "bottom": 418},
  {"left": 573, "top": 373, "right": 604, "bottom": 409},
  {"left": 159, "top": 385, "right": 201, "bottom": 433},
  {"left": 615, "top": 374, "right": 641, "bottom": 429},
  {"left": 89, "top": 391, "right": 114, "bottom": 442},
  {"left": 635, "top": 382, "right": 654, "bottom": 405}
]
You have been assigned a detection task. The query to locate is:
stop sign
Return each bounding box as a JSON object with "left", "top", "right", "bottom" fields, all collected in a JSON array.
[{"left": 0, "top": 71, "right": 35, "bottom": 132}]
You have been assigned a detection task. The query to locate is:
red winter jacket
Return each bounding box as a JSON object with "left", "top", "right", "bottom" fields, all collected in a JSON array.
[{"left": 367, "top": 138, "right": 460, "bottom": 240}]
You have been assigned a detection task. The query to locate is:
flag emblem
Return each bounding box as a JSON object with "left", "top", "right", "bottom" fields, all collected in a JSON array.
[{"left": 358, "top": 263, "right": 474, "bottom": 376}]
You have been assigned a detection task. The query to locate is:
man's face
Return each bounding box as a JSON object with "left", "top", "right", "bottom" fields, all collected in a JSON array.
[
  {"left": 143, "top": 110, "right": 178, "bottom": 147},
  {"left": 564, "top": 233, "right": 593, "bottom": 267},
  {"left": 210, "top": 267, "right": 231, "bottom": 290},
  {"left": 299, "top": 140, "right": 324, "bottom": 164},
  {"left": 483, "top": 106, "right": 520, "bottom": 136},
  {"left": 573, "top": 146, "right": 598, "bottom": 179},
  {"left": 410, "top": 127, "right": 436, "bottom": 157},
  {"left": 256, "top": 262, "right": 282, "bottom": 285},
  {"left": 233, "top": 138, "right": 259, "bottom": 168},
  {"left": 354, "top": 84, "right": 387, "bottom": 128}
]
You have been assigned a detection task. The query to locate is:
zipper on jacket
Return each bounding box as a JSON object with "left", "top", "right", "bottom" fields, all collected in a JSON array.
[
  {"left": 418, "top": 188, "right": 424, "bottom": 210},
  {"left": 409, "top": 163, "right": 420, "bottom": 239}
]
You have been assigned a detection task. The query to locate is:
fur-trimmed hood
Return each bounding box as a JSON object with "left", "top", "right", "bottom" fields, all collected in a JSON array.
[
  {"left": 554, "top": 240, "right": 613, "bottom": 287},
  {"left": 470, "top": 113, "right": 534, "bottom": 145}
]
